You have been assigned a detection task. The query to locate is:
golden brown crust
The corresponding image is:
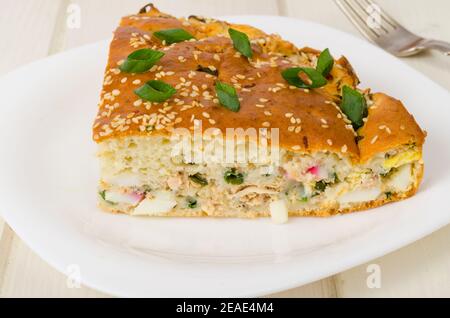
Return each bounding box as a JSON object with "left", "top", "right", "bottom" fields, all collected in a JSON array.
[
  {"left": 93, "top": 7, "right": 361, "bottom": 158},
  {"left": 358, "top": 93, "right": 426, "bottom": 162},
  {"left": 93, "top": 6, "right": 424, "bottom": 164}
]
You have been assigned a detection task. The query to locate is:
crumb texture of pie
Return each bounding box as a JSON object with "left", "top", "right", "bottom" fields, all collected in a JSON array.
[{"left": 93, "top": 5, "right": 426, "bottom": 221}]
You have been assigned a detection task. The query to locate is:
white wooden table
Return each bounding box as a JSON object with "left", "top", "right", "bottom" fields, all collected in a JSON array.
[{"left": 0, "top": 0, "right": 449, "bottom": 298}]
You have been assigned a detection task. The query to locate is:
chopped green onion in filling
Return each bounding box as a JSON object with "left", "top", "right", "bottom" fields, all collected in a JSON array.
[
  {"left": 314, "top": 173, "right": 340, "bottom": 195},
  {"left": 98, "top": 190, "right": 117, "bottom": 205},
  {"left": 314, "top": 180, "right": 328, "bottom": 193},
  {"left": 186, "top": 196, "right": 198, "bottom": 209},
  {"left": 189, "top": 173, "right": 209, "bottom": 186},
  {"left": 224, "top": 168, "right": 244, "bottom": 185}
]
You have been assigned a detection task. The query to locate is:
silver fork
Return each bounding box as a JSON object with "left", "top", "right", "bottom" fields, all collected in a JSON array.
[{"left": 335, "top": 0, "right": 450, "bottom": 57}]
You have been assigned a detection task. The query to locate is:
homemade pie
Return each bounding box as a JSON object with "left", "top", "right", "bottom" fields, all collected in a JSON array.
[{"left": 93, "top": 4, "right": 425, "bottom": 223}]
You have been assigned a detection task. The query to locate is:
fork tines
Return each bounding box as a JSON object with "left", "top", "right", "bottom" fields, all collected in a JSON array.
[{"left": 334, "top": 0, "right": 400, "bottom": 40}]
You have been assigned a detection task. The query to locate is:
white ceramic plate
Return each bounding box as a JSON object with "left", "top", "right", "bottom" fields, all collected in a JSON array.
[{"left": 0, "top": 16, "right": 449, "bottom": 298}]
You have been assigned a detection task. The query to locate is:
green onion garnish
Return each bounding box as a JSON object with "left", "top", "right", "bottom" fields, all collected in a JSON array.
[
  {"left": 340, "top": 86, "right": 368, "bottom": 130},
  {"left": 228, "top": 28, "right": 253, "bottom": 58},
  {"left": 134, "top": 80, "right": 176, "bottom": 102},
  {"left": 316, "top": 48, "right": 334, "bottom": 77},
  {"left": 215, "top": 81, "right": 240, "bottom": 112},
  {"left": 119, "top": 48, "right": 164, "bottom": 73},
  {"left": 224, "top": 168, "right": 244, "bottom": 185},
  {"left": 281, "top": 67, "right": 328, "bottom": 89},
  {"left": 153, "top": 28, "right": 195, "bottom": 44}
]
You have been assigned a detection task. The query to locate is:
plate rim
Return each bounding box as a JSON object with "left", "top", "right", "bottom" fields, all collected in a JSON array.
[{"left": 0, "top": 14, "right": 449, "bottom": 297}]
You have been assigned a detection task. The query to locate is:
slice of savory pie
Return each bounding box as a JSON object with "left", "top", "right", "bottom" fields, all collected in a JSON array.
[{"left": 93, "top": 4, "right": 425, "bottom": 222}]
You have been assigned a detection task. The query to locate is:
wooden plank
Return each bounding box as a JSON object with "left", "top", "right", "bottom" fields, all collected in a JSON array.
[
  {"left": 0, "top": 0, "right": 64, "bottom": 74},
  {"left": 0, "top": 0, "right": 108, "bottom": 298},
  {"left": 0, "top": 225, "right": 14, "bottom": 291},
  {"left": 269, "top": 279, "right": 337, "bottom": 298},
  {"left": 336, "top": 225, "right": 450, "bottom": 297},
  {"left": 0, "top": 234, "right": 108, "bottom": 297},
  {"left": 0, "top": 218, "right": 4, "bottom": 245},
  {"left": 278, "top": 0, "right": 358, "bottom": 35},
  {"left": 0, "top": 0, "right": 67, "bottom": 297},
  {"left": 63, "top": 0, "right": 280, "bottom": 48}
]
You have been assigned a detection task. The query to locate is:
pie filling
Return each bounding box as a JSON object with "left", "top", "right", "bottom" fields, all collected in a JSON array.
[{"left": 97, "top": 136, "right": 422, "bottom": 218}]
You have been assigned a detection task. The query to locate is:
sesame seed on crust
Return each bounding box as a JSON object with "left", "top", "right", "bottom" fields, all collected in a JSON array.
[{"left": 92, "top": 8, "right": 425, "bottom": 164}]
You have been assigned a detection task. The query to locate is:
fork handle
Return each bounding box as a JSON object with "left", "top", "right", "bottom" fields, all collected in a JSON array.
[{"left": 423, "top": 40, "right": 450, "bottom": 56}]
